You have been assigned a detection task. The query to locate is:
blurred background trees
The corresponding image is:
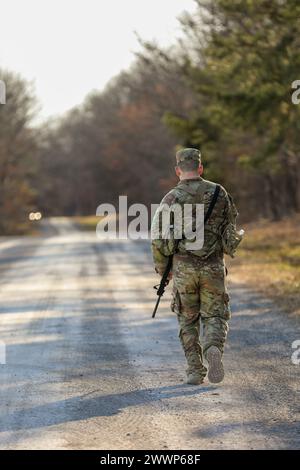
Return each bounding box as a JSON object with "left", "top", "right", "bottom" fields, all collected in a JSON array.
[
  {"left": 1, "top": 0, "right": 300, "bottom": 234},
  {"left": 0, "top": 70, "right": 38, "bottom": 234},
  {"left": 168, "top": 0, "right": 300, "bottom": 220},
  {"left": 35, "top": 55, "right": 190, "bottom": 215}
]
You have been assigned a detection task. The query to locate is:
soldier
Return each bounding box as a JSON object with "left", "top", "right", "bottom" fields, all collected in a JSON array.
[{"left": 151, "top": 148, "right": 243, "bottom": 385}]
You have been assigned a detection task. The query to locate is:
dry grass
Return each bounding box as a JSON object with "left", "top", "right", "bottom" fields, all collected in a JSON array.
[{"left": 227, "top": 214, "right": 300, "bottom": 316}]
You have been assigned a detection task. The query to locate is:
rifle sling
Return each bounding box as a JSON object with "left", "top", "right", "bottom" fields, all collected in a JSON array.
[{"left": 204, "top": 184, "right": 220, "bottom": 224}]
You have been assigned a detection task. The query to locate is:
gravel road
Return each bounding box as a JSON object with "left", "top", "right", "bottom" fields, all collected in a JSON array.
[{"left": 0, "top": 218, "right": 299, "bottom": 449}]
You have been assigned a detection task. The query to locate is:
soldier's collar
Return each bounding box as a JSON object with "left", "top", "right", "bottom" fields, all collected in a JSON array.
[{"left": 178, "top": 177, "right": 203, "bottom": 184}]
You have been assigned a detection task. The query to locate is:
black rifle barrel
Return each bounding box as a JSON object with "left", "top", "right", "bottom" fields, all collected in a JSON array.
[{"left": 152, "top": 256, "right": 173, "bottom": 318}]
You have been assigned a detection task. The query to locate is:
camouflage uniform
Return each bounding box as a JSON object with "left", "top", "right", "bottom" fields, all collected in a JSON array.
[{"left": 151, "top": 148, "right": 243, "bottom": 380}]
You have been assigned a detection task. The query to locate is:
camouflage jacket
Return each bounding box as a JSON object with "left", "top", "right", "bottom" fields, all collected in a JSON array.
[{"left": 151, "top": 177, "right": 243, "bottom": 274}]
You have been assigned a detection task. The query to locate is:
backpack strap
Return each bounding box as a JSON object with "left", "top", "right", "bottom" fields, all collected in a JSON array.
[{"left": 204, "top": 184, "right": 220, "bottom": 224}]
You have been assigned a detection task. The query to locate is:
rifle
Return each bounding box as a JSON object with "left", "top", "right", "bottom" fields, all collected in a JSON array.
[
  {"left": 152, "top": 251, "right": 175, "bottom": 319},
  {"left": 152, "top": 184, "right": 220, "bottom": 318}
]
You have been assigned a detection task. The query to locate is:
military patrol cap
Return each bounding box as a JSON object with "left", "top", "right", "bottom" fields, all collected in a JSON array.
[{"left": 176, "top": 148, "right": 201, "bottom": 165}]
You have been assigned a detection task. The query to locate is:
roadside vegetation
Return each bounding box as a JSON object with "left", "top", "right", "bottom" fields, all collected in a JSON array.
[{"left": 228, "top": 215, "right": 300, "bottom": 316}]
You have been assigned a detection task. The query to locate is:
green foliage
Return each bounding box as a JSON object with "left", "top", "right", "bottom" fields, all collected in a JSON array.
[
  {"left": 174, "top": 0, "right": 300, "bottom": 169},
  {"left": 160, "top": 0, "right": 300, "bottom": 218}
]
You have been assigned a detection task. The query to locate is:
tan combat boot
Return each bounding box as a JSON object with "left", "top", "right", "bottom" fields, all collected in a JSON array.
[
  {"left": 206, "top": 346, "right": 224, "bottom": 383},
  {"left": 186, "top": 370, "right": 205, "bottom": 385}
]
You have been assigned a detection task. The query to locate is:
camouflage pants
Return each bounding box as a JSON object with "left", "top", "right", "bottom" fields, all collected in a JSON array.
[{"left": 171, "top": 254, "right": 230, "bottom": 378}]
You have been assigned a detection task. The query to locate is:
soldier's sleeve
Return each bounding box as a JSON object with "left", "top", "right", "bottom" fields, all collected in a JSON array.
[
  {"left": 151, "top": 191, "right": 176, "bottom": 275},
  {"left": 220, "top": 189, "right": 244, "bottom": 257},
  {"left": 225, "top": 191, "right": 239, "bottom": 224}
]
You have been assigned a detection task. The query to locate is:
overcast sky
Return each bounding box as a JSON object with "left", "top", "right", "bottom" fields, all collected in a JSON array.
[{"left": 0, "top": 0, "right": 195, "bottom": 120}]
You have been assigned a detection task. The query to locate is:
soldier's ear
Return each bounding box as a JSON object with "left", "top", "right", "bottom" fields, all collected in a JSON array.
[
  {"left": 175, "top": 166, "right": 181, "bottom": 177},
  {"left": 198, "top": 165, "right": 204, "bottom": 176}
]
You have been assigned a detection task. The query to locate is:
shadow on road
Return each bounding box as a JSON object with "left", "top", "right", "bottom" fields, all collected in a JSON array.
[{"left": 0, "top": 384, "right": 215, "bottom": 432}]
